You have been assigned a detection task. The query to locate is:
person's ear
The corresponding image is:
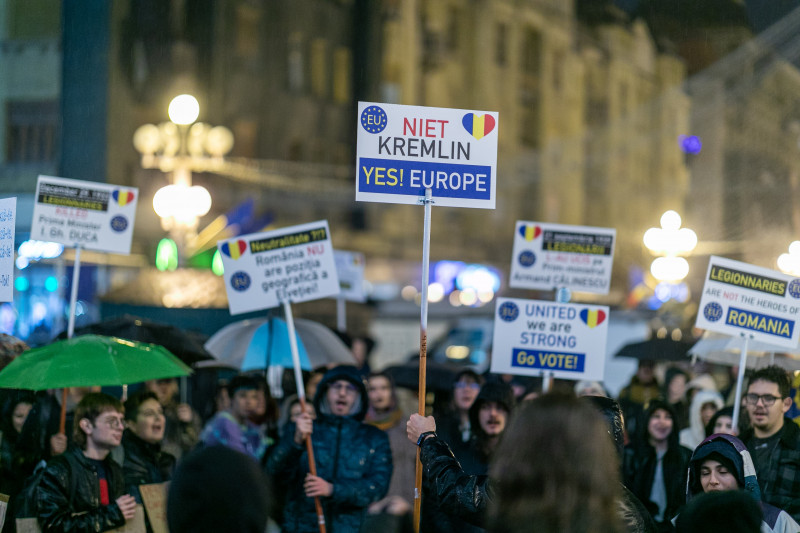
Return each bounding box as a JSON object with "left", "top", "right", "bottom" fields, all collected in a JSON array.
[
  {"left": 781, "top": 396, "right": 792, "bottom": 414},
  {"left": 78, "top": 418, "right": 93, "bottom": 436}
]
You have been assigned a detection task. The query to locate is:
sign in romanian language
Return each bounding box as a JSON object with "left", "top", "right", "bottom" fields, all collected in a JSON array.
[
  {"left": 696, "top": 256, "right": 800, "bottom": 348},
  {"left": 218, "top": 220, "right": 340, "bottom": 315},
  {"left": 490, "top": 297, "right": 610, "bottom": 382},
  {"left": 0, "top": 198, "right": 15, "bottom": 303},
  {"left": 334, "top": 250, "right": 366, "bottom": 303},
  {"left": 509, "top": 221, "right": 616, "bottom": 294},
  {"left": 355, "top": 102, "right": 498, "bottom": 209},
  {"left": 30, "top": 175, "right": 138, "bottom": 254}
]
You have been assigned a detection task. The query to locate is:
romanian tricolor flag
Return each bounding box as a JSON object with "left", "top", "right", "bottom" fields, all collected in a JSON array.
[
  {"left": 518, "top": 224, "right": 541, "bottom": 241},
  {"left": 113, "top": 190, "right": 135, "bottom": 206},
  {"left": 580, "top": 309, "right": 606, "bottom": 328},
  {"left": 221, "top": 240, "right": 247, "bottom": 260},
  {"left": 462, "top": 113, "right": 496, "bottom": 140}
]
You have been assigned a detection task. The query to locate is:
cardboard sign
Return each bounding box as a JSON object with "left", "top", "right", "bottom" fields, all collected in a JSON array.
[
  {"left": 30, "top": 176, "right": 138, "bottom": 254},
  {"left": 139, "top": 482, "right": 168, "bottom": 533},
  {"left": 356, "top": 102, "right": 498, "bottom": 209},
  {"left": 108, "top": 504, "right": 146, "bottom": 533},
  {"left": 490, "top": 297, "right": 610, "bottom": 381},
  {"left": 696, "top": 256, "right": 800, "bottom": 348},
  {"left": 334, "top": 250, "right": 366, "bottom": 302},
  {"left": 219, "top": 220, "right": 340, "bottom": 315},
  {"left": 0, "top": 198, "right": 15, "bottom": 302},
  {"left": 509, "top": 221, "right": 616, "bottom": 294}
]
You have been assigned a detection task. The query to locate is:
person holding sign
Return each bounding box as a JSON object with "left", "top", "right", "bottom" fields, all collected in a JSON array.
[{"left": 267, "top": 365, "right": 392, "bottom": 533}]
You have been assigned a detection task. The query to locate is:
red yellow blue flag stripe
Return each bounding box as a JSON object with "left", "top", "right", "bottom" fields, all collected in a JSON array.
[
  {"left": 221, "top": 240, "right": 247, "bottom": 260},
  {"left": 518, "top": 224, "right": 541, "bottom": 241},
  {"left": 113, "top": 190, "right": 135, "bottom": 206},
  {"left": 580, "top": 309, "right": 607, "bottom": 328},
  {"left": 462, "top": 113, "right": 496, "bottom": 140}
]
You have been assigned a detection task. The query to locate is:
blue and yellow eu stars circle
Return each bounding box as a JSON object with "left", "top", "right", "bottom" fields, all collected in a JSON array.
[{"left": 361, "top": 106, "right": 388, "bottom": 134}]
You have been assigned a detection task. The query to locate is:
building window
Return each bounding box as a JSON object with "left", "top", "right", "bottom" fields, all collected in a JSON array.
[
  {"left": 311, "top": 38, "right": 329, "bottom": 99},
  {"left": 6, "top": 100, "right": 59, "bottom": 163},
  {"left": 495, "top": 23, "right": 507, "bottom": 66},
  {"left": 287, "top": 32, "right": 305, "bottom": 93},
  {"left": 333, "top": 47, "right": 352, "bottom": 104},
  {"left": 519, "top": 28, "right": 542, "bottom": 147},
  {"left": 447, "top": 8, "right": 460, "bottom": 53}
]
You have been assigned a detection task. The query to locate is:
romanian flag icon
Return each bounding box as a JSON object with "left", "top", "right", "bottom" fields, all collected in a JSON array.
[
  {"left": 221, "top": 240, "right": 247, "bottom": 260},
  {"left": 462, "top": 113, "right": 496, "bottom": 140},
  {"left": 580, "top": 309, "right": 607, "bottom": 328},
  {"left": 518, "top": 224, "right": 541, "bottom": 241},
  {"left": 113, "top": 190, "right": 135, "bottom": 206}
]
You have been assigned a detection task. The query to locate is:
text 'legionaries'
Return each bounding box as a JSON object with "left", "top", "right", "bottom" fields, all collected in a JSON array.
[
  {"left": 709, "top": 265, "right": 786, "bottom": 297},
  {"left": 542, "top": 231, "right": 613, "bottom": 256},
  {"left": 38, "top": 183, "right": 109, "bottom": 212},
  {"left": 250, "top": 227, "right": 327, "bottom": 254}
]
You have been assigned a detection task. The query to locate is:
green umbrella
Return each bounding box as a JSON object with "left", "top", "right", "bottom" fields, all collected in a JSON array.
[{"left": 0, "top": 334, "right": 192, "bottom": 390}]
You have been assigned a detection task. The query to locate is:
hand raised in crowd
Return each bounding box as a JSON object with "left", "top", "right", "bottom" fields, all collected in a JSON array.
[
  {"left": 294, "top": 410, "right": 314, "bottom": 445},
  {"left": 176, "top": 403, "right": 194, "bottom": 423},
  {"left": 50, "top": 433, "right": 67, "bottom": 456},
  {"left": 304, "top": 473, "right": 333, "bottom": 498},
  {"left": 406, "top": 413, "right": 437, "bottom": 444},
  {"left": 115, "top": 494, "right": 137, "bottom": 521}
]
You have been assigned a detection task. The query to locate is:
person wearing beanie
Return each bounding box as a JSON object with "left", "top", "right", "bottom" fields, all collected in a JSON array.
[
  {"left": 267, "top": 365, "right": 392, "bottom": 533},
  {"left": 677, "top": 433, "right": 800, "bottom": 532},
  {"left": 167, "top": 445, "right": 272, "bottom": 533},
  {"left": 675, "top": 491, "right": 762, "bottom": 533}
]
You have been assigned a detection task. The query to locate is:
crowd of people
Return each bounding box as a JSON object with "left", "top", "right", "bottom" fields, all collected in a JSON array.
[{"left": 0, "top": 331, "right": 799, "bottom": 533}]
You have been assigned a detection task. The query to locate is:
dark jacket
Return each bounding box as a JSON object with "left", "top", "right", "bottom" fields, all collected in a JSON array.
[
  {"left": 121, "top": 429, "right": 175, "bottom": 502},
  {"left": 741, "top": 417, "right": 800, "bottom": 523},
  {"left": 36, "top": 446, "right": 127, "bottom": 532},
  {"left": 267, "top": 365, "right": 392, "bottom": 533}
]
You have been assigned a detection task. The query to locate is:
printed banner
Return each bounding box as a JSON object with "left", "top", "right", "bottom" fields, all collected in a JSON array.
[
  {"left": 356, "top": 102, "right": 498, "bottom": 209},
  {"left": 219, "top": 220, "right": 340, "bottom": 314},
  {"left": 490, "top": 297, "right": 610, "bottom": 381},
  {"left": 334, "top": 250, "right": 366, "bottom": 303},
  {"left": 30, "top": 176, "right": 138, "bottom": 254},
  {"left": 696, "top": 256, "right": 800, "bottom": 348},
  {"left": 509, "top": 221, "right": 616, "bottom": 294},
  {"left": 0, "top": 198, "right": 15, "bottom": 302}
]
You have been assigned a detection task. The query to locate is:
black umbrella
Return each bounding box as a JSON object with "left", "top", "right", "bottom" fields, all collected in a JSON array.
[
  {"left": 614, "top": 337, "right": 694, "bottom": 362},
  {"left": 57, "top": 314, "right": 213, "bottom": 366},
  {"left": 383, "top": 360, "right": 459, "bottom": 391}
]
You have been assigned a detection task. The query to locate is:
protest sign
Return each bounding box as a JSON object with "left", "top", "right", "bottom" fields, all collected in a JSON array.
[
  {"left": 218, "top": 220, "right": 340, "bottom": 315},
  {"left": 0, "top": 198, "right": 15, "bottom": 302},
  {"left": 356, "top": 102, "right": 498, "bottom": 209},
  {"left": 30, "top": 176, "right": 138, "bottom": 255},
  {"left": 509, "top": 221, "right": 616, "bottom": 294},
  {"left": 108, "top": 505, "right": 146, "bottom": 533},
  {"left": 696, "top": 256, "right": 800, "bottom": 348},
  {"left": 334, "top": 250, "right": 366, "bottom": 303},
  {"left": 139, "top": 482, "right": 168, "bottom": 533},
  {"left": 490, "top": 297, "right": 610, "bottom": 381}
]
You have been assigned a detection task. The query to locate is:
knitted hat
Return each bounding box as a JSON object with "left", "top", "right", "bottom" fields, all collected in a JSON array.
[
  {"left": 468, "top": 381, "right": 516, "bottom": 435},
  {"left": 687, "top": 433, "right": 762, "bottom": 503},
  {"left": 675, "top": 490, "right": 761, "bottom": 533}
]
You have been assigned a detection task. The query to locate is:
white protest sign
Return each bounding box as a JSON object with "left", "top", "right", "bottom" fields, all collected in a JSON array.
[
  {"left": 0, "top": 198, "right": 15, "bottom": 302},
  {"left": 356, "top": 102, "right": 498, "bottom": 209},
  {"left": 509, "top": 221, "right": 616, "bottom": 294},
  {"left": 490, "top": 297, "right": 610, "bottom": 381},
  {"left": 30, "top": 176, "right": 138, "bottom": 254},
  {"left": 334, "top": 250, "right": 366, "bottom": 302},
  {"left": 696, "top": 256, "right": 800, "bottom": 348},
  {"left": 219, "top": 220, "right": 340, "bottom": 315}
]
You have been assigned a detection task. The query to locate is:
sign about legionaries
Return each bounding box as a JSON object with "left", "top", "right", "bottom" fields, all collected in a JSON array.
[
  {"left": 0, "top": 197, "right": 15, "bottom": 303},
  {"left": 508, "top": 221, "right": 616, "bottom": 294},
  {"left": 355, "top": 102, "right": 498, "bottom": 209},
  {"left": 490, "top": 297, "right": 610, "bottom": 382},
  {"left": 696, "top": 256, "right": 800, "bottom": 349},
  {"left": 334, "top": 250, "right": 366, "bottom": 303},
  {"left": 218, "top": 220, "right": 340, "bottom": 315},
  {"left": 30, "top": 175, "right": 138, "bottom": 255}
]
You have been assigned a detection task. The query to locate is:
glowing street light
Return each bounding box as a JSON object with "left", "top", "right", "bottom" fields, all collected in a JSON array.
[
  {"left": 777, "top": 241, "right": 800, "bottom": 276},
  {"left": 644, "top": 210, "right": 697, "bottom": 282}
]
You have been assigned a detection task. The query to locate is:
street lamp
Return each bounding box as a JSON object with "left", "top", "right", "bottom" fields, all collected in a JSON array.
[
  {"left": 644, "top": 210, "right": 697, "bottom": 282},
  {"left": 133, "top": 94, "right": 234, "bottom": 261},
  {"left": 777, "top": 241, "right": 800, "bottom": 276}
]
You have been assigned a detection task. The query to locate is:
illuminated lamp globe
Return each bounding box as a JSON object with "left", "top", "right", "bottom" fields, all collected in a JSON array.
[
  {"left": 777, "top": 241, "right": 800, "bottom": 276},
  {"left": 650, "top": 256, "right": 689, "bottom": 282},
  {"left": 168, "top": 94, "right": 200, "bottom": 125},
  {"left": 133, "top": 124, "right": 162, "bottom": 155},
  {"left": 153, "top": 184, "right": 212, "bottom": 221},
  {"left": 205, "top": 126, "right": 235, "bottom": 157},
  {"left": 660, "top": 210, "right": 682, "bottom": 231}
]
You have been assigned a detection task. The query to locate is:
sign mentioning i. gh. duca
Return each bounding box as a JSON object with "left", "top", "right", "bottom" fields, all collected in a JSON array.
[
  {"left": 356, "top": 102, "right": 498, "bottom": 209},
  {"left": 218, "top": 220, "right": 340, "bottom": 315},
  {"left": 696, "top": 256, "right": 800, "bottom": 349},
  {"left": 30, "top": 176, "right": 138, "bottom": 255},
  {"left": 509, "top": 221, "right": 616, "bottom": 294},
  {"left": 490, "top": 297, "right": 610, "bottom": 382},
  {"left": 0, "top": 197, "right": 15, "bottom": 303}
]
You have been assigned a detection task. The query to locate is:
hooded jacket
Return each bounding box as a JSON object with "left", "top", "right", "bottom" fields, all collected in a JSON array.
[
  {"left": 267, "top": 365, "right": 392, "bottom": 533},
  {"left": 678, "top": 390, "right": 724, "bottom": 450},
  {"left": 682, "top": 433, "right": 800, "bottom": 533}
]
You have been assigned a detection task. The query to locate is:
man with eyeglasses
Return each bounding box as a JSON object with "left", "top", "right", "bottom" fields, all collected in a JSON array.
[
  {"left": 740, "top": 365, "right": 800, "bottom": 523},
  {"left": 268, "top": 365, "right": 392, "bottom": 532},
  {"left": 37, "top": 392, "right": 137, "bottom": 531}
]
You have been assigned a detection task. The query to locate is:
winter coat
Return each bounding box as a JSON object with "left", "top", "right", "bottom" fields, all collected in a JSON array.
[
  {"left": 680, "top": 433, "right": 800, "bottom": 533},
  {"left": 267, "top": 365, "right": 392, "bottom": 533},
  {"left": 678, "top": 389, "right": 724, "bottom": 450},
  {"left": 120, "top": 429, "right": 175, "bottom": 502},
  {"left": 36, "top": 446, "right": 127, "bottom": 532}
]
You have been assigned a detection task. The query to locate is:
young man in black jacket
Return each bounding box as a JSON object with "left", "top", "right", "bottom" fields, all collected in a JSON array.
[{"left": 36, "top": 392, "right": 137, "bottom": 532}]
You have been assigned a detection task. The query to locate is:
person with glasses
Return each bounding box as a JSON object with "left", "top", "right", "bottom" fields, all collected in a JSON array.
[
  {"left": 37, "top": 392, "right": 137, "bottom": 532},
  {"left": 268, "top": 365, "right": 392, "bottom": 533},
  {"left": 740, "top": 366, "right": 800, "bottom": 523},
  {"left": 436, "top": 370, "right": 484, "bottom": 453}
]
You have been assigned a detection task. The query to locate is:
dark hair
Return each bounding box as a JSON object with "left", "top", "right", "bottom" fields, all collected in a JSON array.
[
  {"left": 124, "top": 391, "right": 160, "bottom": 421},
  {"left": 582, "top": 396, "right": 625, "bottom": 459},
  {"left": 73, "top": 392, "right": 123, "bottom": 449},
  {"left": 747, "top": 366, "right": 791, "bottom": 398},
  {"left": 490, "top": 393, "right": 622, "bottom": 533},
  {"left": 0, "top": 390, "right": 36, "bottom": 437},
  {"left": 704, "top": 406, "right": 734, "bottom": 438},
  {"left": 662, "top": 367, "right": 689, "bottom": 398},
  {"left": 675, "top": 490, "right": 761, "bottom": 533},
  {"left": 228, "top": 375, "right": 260, "bottom": 397},
  {"left": 454, "top": 369, "right": 483, "bottom": 386},
  {"left": 367, "top": 370, "right": 395, "bottom": 389}
]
